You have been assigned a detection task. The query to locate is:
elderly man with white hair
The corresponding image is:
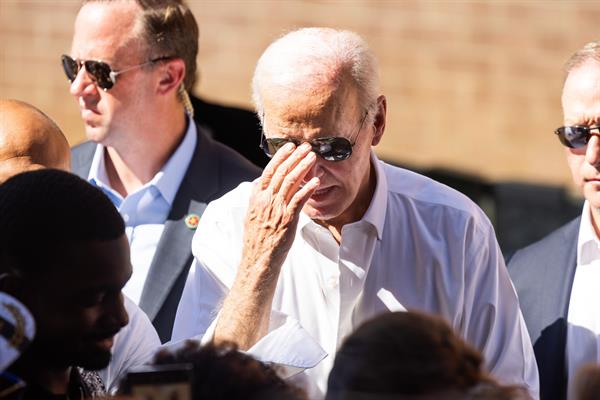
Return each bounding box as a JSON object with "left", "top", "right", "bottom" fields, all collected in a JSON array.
[{"left": 172, "top": 28, "right": 539, "bottom": 399}]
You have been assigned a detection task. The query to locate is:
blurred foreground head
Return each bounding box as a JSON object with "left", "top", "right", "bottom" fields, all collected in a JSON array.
[
  {"left": 121, "top": 340, "right": 306, "bottom": 400},
  {"left": 572, "top": 363, "right": 600, "bottom": 400},
  {"left": 0, "top": 169, "right": 130, "bottom": 374},
  {"left": 0, "top": 99, "right": 70, "bottom": 183},
  {"left": 327, "top": 311, "right": 529, "bottom": 400},
  {"left": 0, "top": 292, "right": 35, "bottom": 372}
]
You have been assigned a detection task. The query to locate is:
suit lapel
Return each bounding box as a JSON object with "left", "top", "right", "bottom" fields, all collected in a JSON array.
[
  {"left": 70, "top": 141, "right": 97, "bottom": 179},
  {"left": 139, "top": 200, "right": 207, "bottom": 320},
  {"left": 535, "top": 217, "right": 579, "bottom": 400},
  {"left": 138, "top": 129, "right": 221, "bottom": 320}
]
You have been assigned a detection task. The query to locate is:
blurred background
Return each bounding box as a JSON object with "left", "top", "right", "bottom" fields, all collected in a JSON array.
[{"left": 2, "top": 0, "right": 598, "bottom": 254}]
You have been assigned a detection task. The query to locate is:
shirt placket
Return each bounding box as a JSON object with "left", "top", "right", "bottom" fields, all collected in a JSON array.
[
  {"left": 307, "top": 224, "right": 342, "bottom": 354},
  {"left": 337, "top": 223, "right": 378, "bottom": 346}
]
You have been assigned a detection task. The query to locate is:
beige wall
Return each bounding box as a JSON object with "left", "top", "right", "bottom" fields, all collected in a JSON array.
[{"left": 2, "top": 0, "right": 600, "bottom": 187}]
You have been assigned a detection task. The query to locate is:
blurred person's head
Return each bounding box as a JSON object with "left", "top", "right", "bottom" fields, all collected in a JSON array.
[
  {"left": 121, "top": 340, "right": 306, "bottom": 400},
  {"left": 326, "top": 311, "right": 528, "bottom": 400},
  {"left": 571, "top": 363, "right": 600, "bottom": 400},
  {"left": 0, "top": 292, "right": 35, "bottom": 373},
  {"left": 560, "top": 42, "right": 600, "bottom": 215},
  {"left": 0, "top": 169, "right": 131, "bottom": 375},
  {"left": 252, "top": 27, "right": 387, "bottom": 228},
  {"left": 0, "top": 99, "right": 70, "bottom": 183},
  {"left": 65, "top": 0, "right": 197, "bottom": 145}
]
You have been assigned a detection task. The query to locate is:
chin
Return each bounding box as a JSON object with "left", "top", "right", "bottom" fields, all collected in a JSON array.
[
  {"left": 76, "top": 349, "right": 113, "bottom": 371},
  {"left": 303, "top": 204, "right": 340, "bottom": 222},
  {"left": 584, "top": 185, "right": 600, "bottom": 205},
  {"left": 84, "top": 125, "right": 109, "bottom": 144}
]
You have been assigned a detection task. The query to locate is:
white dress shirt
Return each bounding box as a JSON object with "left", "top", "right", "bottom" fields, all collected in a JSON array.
[
  {"left": 172, "top": 153, "right": 539, "bottom": 399},
  {"left": 566, "top": 201, "right": 600, "bottom": 399},
  {"left": 88, "top": 119, "right": 197, "bottom": 304}
]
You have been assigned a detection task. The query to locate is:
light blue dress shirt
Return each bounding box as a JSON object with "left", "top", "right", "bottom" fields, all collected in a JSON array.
[{"left": 88, "top": 118, "right": 197, "bottom": 304}]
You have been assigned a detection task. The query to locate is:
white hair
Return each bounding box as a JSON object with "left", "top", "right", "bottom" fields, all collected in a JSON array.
[
  {"left": 252, "top": 27, "right": 380, "bottom": 125},
  {"left": 564, "top": 40, "right": 600, "bottom": 76}
]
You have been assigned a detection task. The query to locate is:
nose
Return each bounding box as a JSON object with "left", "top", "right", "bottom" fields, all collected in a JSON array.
[
  {"left": 585, "top": 134, "right": 600, "bottom": 167},
  {"left": 69, "top": 64, "right": 97, "bottom": 98},
  {"left": 302, "top": 157, "right": 324, "bottom": 184},
  {"left": 105, "top": 292, "right": 129, "bottom": 330}
]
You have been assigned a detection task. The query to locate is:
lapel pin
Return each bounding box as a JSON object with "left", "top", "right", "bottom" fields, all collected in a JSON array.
[{"left": 184, "top": 213, "right": 200, "bottom": 230}]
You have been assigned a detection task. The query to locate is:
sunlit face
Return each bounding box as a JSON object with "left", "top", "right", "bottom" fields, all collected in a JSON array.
[
  {"left": 262, "top": 81, "right": 384, "bottom": 227},
  {"left": 69, "top": 1, "right": 154, "bottom": 147},
  {"left": 22, "top": 235, "right": 132, "bottom": 370},
  {"left": 562, "top": 62, "right": 600, "bottom": 210}
]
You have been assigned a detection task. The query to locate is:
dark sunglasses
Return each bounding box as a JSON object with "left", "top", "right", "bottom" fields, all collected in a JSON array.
[
  {"left": 555, "top": 125, "right": 600, "bottom": 148},
  {"left": 260, "top": 111, "right": 368, "bottom": 161},
  {"left": 61, "top": 54, "right": 173, "bottom": 91}
]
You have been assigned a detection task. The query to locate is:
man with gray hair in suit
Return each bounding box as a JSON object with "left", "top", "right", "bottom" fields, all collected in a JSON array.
[
  {"left": 173, "top": 27, "right": 538, "bottom": 399},
  {"left": 509, "top": 41, "right": 600, "bottom": 400}
]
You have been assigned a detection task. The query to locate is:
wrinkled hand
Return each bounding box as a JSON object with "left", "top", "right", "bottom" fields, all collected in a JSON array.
[{"left": 241, "top": 142, "right": 320, "bottom": 273}]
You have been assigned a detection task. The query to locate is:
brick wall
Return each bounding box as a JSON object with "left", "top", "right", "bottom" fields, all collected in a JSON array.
[{"left": 2, "top": 0, "right": 600, "bottom": 187}]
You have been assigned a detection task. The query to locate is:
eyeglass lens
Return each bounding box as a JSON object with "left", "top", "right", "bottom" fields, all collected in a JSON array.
[
  {"left": 61, "top": 55, "right": 115, "bottom": 90},
  {"left": 555, "top": 126, "right": 598, "bottom": 148},
  {"left": 262, "top": 136, "right": 353, "bottom": 161}
]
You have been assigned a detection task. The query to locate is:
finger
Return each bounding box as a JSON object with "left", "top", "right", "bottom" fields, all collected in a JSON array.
[
  {"left": 268, "top": 143, "right": 312, "bottom": 194},
  {"left": 289, "top": 176, "right": 320, "bottom": 213},
  {"left": 280, "top": 151, "right": 316, "bottom": 203},
  {"left": 259, "top": 142, "right": 296, "bottom": 190}
]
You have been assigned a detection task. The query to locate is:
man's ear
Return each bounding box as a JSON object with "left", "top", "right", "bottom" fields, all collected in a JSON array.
[
  {"left": 156, "top": 58, "right": 186, "bottom": 96},
  {"left": 371, "top": 95, "right": 386, "bottom": 146}
]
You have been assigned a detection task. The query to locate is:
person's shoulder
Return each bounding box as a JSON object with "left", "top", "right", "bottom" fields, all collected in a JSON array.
[
  {"left": 206, "top": 180, "right": 255, "bottom": 211},
  {"left": 382, "top": 162, "right": 484, "bottom": 218},
  {"left": 196, "top": 127, "right": 261, "bottom": 180},
  {"left": 71, "top": 140, "right": 96, "bottom": 157},
  {"left": 213, "top": 139, "right": 261, "bottom": 176},
  {"left": 70, "top": 140, "right": 97, "bottom": 178},
  {"left": 508, "top": 216, "right": 581, "bottom": 267}
]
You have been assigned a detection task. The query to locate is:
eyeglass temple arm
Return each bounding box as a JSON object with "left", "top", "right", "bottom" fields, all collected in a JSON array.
[
  {"left": 109, "top": 56, "right": 173, "bottom": 83},
  {"left": 259, "top": 112, "right": 266, "bottom": 149}
]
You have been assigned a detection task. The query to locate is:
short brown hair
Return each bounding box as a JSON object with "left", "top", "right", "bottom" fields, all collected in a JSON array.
[
  {"left": 83, "top": 0, "right": 199, "bottom": 91},
  {"left": 120, "top": 340, "right": 307, "bottom": 400},
  {"left": 327, "top": 311, "right": 528, "bottom": 399}
]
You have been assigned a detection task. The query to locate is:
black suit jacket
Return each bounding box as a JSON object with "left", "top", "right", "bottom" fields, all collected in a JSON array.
[
  {"left": 71, "top": 127, "right": 261, "bottom": 342},
  {"left": 507, "top": 217, "right": 581, "bottom": 400}
]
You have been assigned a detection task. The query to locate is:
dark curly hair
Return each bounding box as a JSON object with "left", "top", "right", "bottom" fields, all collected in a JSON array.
[
  {"left": 326, "top": 311, "right": 528, "bottom": 400},
  {"left": 121, "top": 340, "right": 306, "bottom": 400}
]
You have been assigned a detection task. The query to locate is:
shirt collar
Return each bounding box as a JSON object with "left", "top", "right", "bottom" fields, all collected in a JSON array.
[
  {"left": 299, "top": 151, "right": 387, "bottom": 240},
  {"left": 87, "top": 116, "right": 197, "bottom": 206},
  {"left": 361, "top": 151, "right": 387, "bottom": 240},
  {"left": 576, "top": 200, "right": 600, "bottom": 265}
]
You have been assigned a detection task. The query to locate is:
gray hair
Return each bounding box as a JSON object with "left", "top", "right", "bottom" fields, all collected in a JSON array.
[
  {"left": 252, "top": 28, "right": 380, "bottom": 125},
  {"left": 564, "top": 40, "right": 600, "bottom": 76}
]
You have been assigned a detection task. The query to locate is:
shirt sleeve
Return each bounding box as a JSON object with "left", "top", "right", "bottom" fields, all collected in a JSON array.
[
  {"left": 99, "top": 296, "right": 161, "bottom": 393},
  {"left": 171, "top": 185, "right": 327, "bottom": 373},
  {"left": 461, "top": 218, "right": 540, "bottom": 399}
]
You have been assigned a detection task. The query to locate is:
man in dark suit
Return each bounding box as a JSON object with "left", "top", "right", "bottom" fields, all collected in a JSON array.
[
  {"left": 64, "top": 0, "right": 260, "bottom": 342},
  {"left": 508, "top": 41, "right": 600, "bottom": 400}
]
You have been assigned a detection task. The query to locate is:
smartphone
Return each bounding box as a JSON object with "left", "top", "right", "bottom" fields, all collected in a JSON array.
[{"left": 124, "top": 363, "right": 193, "bottom": 400}]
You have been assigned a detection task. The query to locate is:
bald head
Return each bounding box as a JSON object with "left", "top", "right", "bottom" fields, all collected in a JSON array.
[{"left": 0, "top": 99, "right": 70, "bottom": 183}]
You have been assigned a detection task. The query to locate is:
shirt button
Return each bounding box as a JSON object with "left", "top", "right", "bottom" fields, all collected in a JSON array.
[{"left": 328, "top": 277, "right": 338, "bottom": 289}]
